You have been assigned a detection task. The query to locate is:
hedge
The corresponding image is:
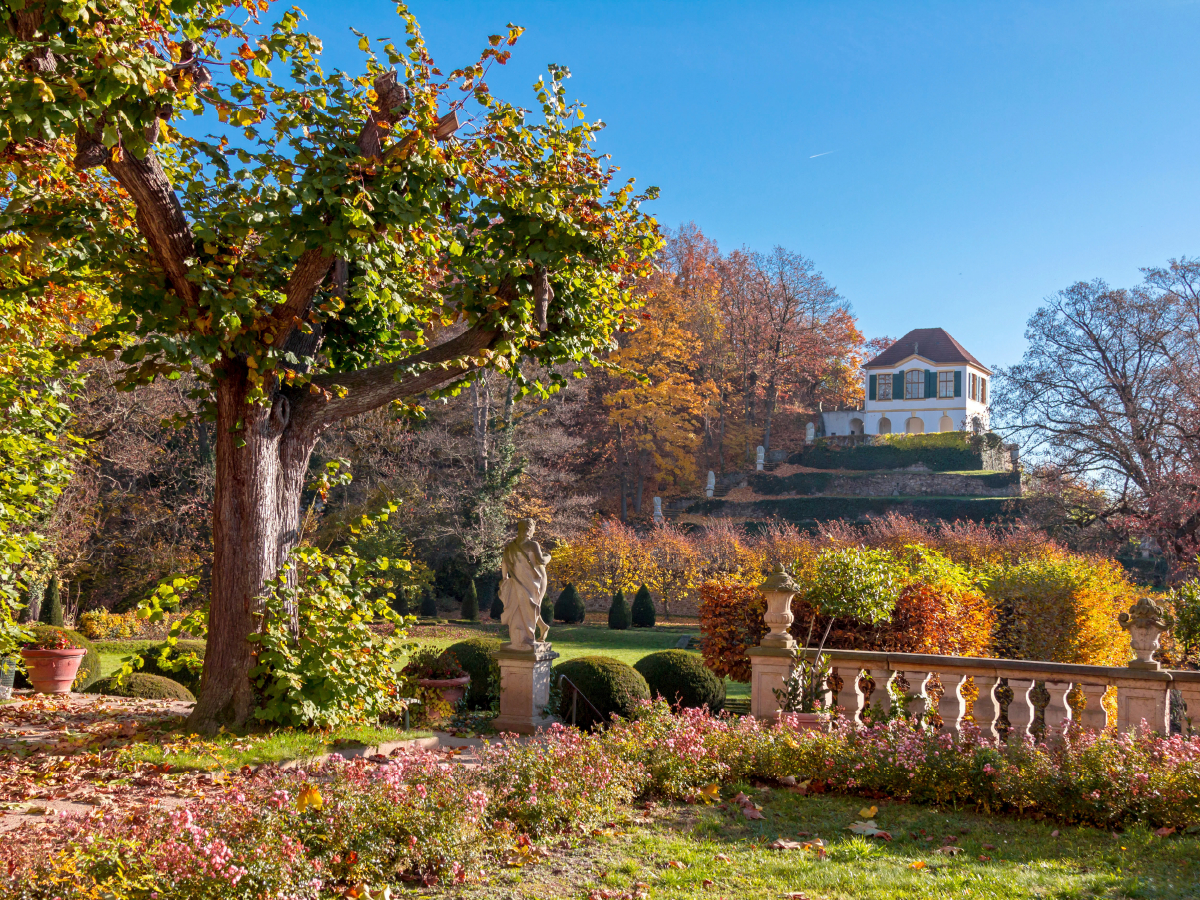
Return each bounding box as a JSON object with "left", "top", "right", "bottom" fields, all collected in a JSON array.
[
  {"left": 444, "top": 637, "right": 502, "bottom": 710},
  {"left": 134, "top": 640, "right": 206, "bottom": 695},
  {"left": 747, "top": 472, "right": 832, "bottom": 495},
  {"left": 788, "top": 432, "right": 995, "bottom": 471},
  {"left": 688, "top": 496, "right": 1022, "bottom": 524}
]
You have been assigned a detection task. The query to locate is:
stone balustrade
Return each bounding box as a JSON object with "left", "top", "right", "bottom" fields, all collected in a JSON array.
[
  {"left": 780, "top": 647, "right": 1200, "bottom": 736},
  {"left": 746, "top": 588, "right": 1200, "bottom": 736}
]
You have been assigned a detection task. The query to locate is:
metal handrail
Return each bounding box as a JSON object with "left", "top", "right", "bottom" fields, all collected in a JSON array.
[{"left": 557, "top": 673, "right": 604, "bottom": 727}]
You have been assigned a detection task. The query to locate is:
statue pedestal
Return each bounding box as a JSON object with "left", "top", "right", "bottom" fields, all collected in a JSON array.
[
  {"left": 748, "top": 645, "right": 795, "bottom": 722},
  {"left": 493, "top": 642, "right": 560, "bottom": 734}
]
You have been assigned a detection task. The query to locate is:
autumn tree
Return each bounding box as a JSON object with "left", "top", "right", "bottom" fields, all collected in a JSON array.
[{"left": 1, "top": 0, "right": 657, "bottom": 729}]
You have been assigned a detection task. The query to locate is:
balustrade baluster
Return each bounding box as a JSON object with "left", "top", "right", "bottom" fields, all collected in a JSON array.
[
  {"left": 896, "top": 669, "right": 931, "bottom": 725},
  {"left": 1176, "top": 682, "right": 1200, "bottom": 736},
  {"left": 1006, "top": 678, "right": 1036, "bottom": 739},
  {"left": 1042, "top": 680, "right": 1073, "bottom": 736},
  {"left": 937, "top": 672, "right": 966, "bottom": 734},
  {"left": 1072, "top": 683, "right": 1108, "bottom": 731},
  {"left": 970, "top": 675, "right": 1001, "bottom": 741},
  {"left": 860, "top": 667, "right": 893, "bottom": 722}
]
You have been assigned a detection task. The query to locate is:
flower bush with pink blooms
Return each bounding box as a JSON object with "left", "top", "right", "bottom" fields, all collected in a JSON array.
[{"left": 6, "top": 703, "right": 1200, "bottom": 898}]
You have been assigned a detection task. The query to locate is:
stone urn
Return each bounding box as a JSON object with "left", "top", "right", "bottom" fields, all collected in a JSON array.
[
  {"left": 20, "top": 648, "right": 85, "bottom": 694},
  {"left": 1119, "top": 597, "right": 1171, "bottom": 669},
  {"left": 760, "top": 565, "right": 800, "bottom": 649},
  {"left": 417, "top": 674, "right": 470, "bottom": 706}
]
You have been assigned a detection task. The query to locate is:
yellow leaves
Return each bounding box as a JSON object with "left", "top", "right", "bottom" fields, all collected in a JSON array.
[
  {"left": 296, "top": 785, "right": 323, "bottom": 812},
  {"left": 859, "top": 805, "right": 878, "bottom": 819},
  {"left": 909, "top": 860, "right": 927, "bottom": 870},
  {"left": 31, "top": 77, "right": 55, "bottom": 103},
  {"left": 230, "top": 60, "right": 248, "bottom": 82},
  {"left": 696, "top": 783, "right": 720, "bottom": 803},
  {"left": 358, "top": 35, "right": 371, "bottom": 52}
]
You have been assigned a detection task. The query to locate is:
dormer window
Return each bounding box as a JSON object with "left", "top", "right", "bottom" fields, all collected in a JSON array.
[{"left": 905, "top": 369, "right": 923, "bottom": 399}]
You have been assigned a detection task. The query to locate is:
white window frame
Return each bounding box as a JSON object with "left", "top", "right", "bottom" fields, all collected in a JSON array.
[
  {"left": 876, "top": 374, "right": 892, "bottom": 401},
  {"left": 905, "top": 369, "right": 923, "bottom": 399},
  {"left": 938, "top": 370, "right": 954, "bottom": 399}
]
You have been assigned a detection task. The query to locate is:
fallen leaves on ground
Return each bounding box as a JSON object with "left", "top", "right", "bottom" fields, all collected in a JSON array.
[
  {"left": 934, "top": 846, "right": 963, "bottom": 856},
  {"left": 909, "top": 860, "right": 927, "bottom": 870},
  {"left": 1155, "top": 826, "right": 1176, "bottom": 838},
  {"left": 847, "top": 819, "right": 892, "bottom": 840},
  {"left": 731, "top": 791, "right": 765, "bottom": 820}
]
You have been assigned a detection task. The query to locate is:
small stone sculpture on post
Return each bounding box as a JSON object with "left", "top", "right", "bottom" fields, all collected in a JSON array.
[
  {"left": 1119, "top": 596, "right": 1171, "bottom": 669},
  {"left": 493, "top": 519, "right": 559, "bottom": 732},
  {"left": 652, "top": 496, "right": 663, "bottom": 525},
  {"left": 748, "top": 565, "right": 800, "bottom": 721},
  {"left": 705, "top": 470, "right": 716, "bottom": 498},
  {"left": 756, "top": 445, "right": 765, "bottom": 471},
  {"left": 1115, "top": 596, "right": 1173, "bottom": 732}
]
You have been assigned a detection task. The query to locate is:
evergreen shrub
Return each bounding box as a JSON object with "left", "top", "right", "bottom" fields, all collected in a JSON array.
[
  {"left": 553, "top": 584, "right": 586, "bottom": 624},
  {"left": 607, "top": 590, "right": 631, "bottom": 630},
  {"left": 540, "top": 593, "right": 554, "bottom": 627},
  {"left": 39, "top": 575, "right": 63, "bottom": 627},
  {"left": 85, "top": 672, "right": 195, "bottom": 701},
  {"left": 633, "top": 650, "right": 724, "bottom": 712},
  {"left": 420, "top": 593, "right": 439, "bottom": 618},
  {"left": 630, "top": 584, "right": 656, "bottom": 628},
  {"left": 553, "top": 656, "right": 649, "bottom": 728},
  {"left": 789, "top": 432, "right": 986, "bottom": 471},
  {"left": 461, "top": 580, "right": 479, "bottom": 621},
  {"left": 445, "top": 636, "right": 502, "bottom": 710}
]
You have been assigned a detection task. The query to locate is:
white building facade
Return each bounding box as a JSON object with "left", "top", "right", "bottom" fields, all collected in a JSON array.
[{"left": 821, "top": 328, "right": 991, "bottom": 437}]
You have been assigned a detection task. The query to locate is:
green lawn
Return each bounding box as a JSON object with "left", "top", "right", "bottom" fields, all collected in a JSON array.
[
  {"left": 456, "top": 793, "right": 1198, "bottom": 899},
  {"left": 115, "top": 723, "right": 433, "bottom": 771}
]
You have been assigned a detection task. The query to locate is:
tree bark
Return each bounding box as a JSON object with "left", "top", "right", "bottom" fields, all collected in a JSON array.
[{"left": 188, "top": 365, "right": 315, "bottom": 731}]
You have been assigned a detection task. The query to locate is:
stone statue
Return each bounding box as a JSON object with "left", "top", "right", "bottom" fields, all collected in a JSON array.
[
  {"left": 756, "top": 445, "right": 765, "bottom": 471},
  {"left": 706, "top": 470, "right": 716, "bottom": 498},
  {"left": 805, "top": 422, "right": 815, "bottom": 444},
  {"left": 1120, "top": 597, "right": 1171, "bottom": 668},
  {"left": 652, "top": 496, "right": 663, "bottom": 524},
  {"left": 500, "top": 518, "right": 551, "bottom": 649}
]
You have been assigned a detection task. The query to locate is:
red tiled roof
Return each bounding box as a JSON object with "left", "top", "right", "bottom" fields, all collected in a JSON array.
[{"left": 864, "top": 328, "right": 990, "bottom": 374}]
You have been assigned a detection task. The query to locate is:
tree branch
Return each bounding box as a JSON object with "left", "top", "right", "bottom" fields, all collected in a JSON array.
[{"left": 299, "top": 323, "right": 500, "bottom": 429}]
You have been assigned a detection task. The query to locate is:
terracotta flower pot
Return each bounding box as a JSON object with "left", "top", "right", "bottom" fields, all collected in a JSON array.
[
  {"left": 417, "top": 674, "right": 470, "bottom": 705},
  {"left": 20, "top": 648, "right": 86, "bottom": 694}
]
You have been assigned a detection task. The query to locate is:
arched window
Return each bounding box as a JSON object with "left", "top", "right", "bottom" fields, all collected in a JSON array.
[
  {"left": 877, "top": 417, "right": 892, "bottom": 435},
  {"left": 905, "top": 416, "right": 924, "bottom": 434}
]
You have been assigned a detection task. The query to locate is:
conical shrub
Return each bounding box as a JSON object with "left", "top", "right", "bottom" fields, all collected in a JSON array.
[
  {"left": 554, "top": 584, "right": 586, "bottom": 624},
  {"left": 419, "top": 592, "right": 439, "bottom": 618},
  {"left": 631, "top": 584, "right": 655, "bottom": 628},
  {"left": 490, "top": 587, "right": 503, "bottom": 620},
  {"left": 608, "top": 589, "right": 631, "bottom": 630},
  {"left": 40, "top": 575, "right": 63, "bottom": 627},
  {"left": 540, "top": 593, "right": 554, "bottom": 626},
  {"left": 461, "top": 579, "right": 479, "bottom": 621}
]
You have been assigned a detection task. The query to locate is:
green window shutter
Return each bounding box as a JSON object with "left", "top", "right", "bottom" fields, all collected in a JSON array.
[
  {"left": 925, "top": 369, "right": 935, "bottom": 399},
  {"left": 893, "top": 370, "right": 904, "bottom": 399},
  {"left": 868, "top": 374, "right": 876, "bottom": 400},
  {"left": 954, "top": 371, "right": 962, "bottom": 397}
]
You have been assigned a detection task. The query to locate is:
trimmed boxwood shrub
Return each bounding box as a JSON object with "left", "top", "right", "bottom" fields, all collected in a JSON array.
[
  {"left": 40, "top": 575, "right": 63, "bottom": 626},
  {"left": 135, "top": 640, "right": 206, "bottom": 695},
  {"left": 445, "top": 636, "right": 502, "bottom": 710},
  {"left": 16, "top": 626, "right": 102, "bottom": 691},
  {"left": 608, "top": 590, "right": 631, "bottom": 630},
  {"left": 85, "top": 673, "right": 195, "bottom": 701},
  {"left": 553, "top": 656, "right": 649, "bottom": 729},
  {"left": 554, "top": 584, "right": 586, "bottom": 624},
  {"left": 420, "top": 593, "right": 439, "bottom": 618},
  {"left": 630, "top": 584, "right": 656, "bottom": 628},
  {"left": 634, "top": 650, "right": 725, "bottom": 712},
  {"left": 540, "top": 593, "right": 554, "bottom": 626},
  {"left": 748, "top": 472, "right": 832, "bottom": 496}
]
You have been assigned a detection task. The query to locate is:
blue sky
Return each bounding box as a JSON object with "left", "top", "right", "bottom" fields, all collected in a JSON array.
[{"left": 298, "top": 0, "right": 1200, "bottom": 370}]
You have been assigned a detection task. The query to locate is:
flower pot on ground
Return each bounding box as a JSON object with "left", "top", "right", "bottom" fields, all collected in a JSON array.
[
  {"left": 417, "top": 674, "right": 471, "bottom": 705},
  {"left": 20, "top": 648, "right": 86, "bottom": 694},
  {"left": 403, "top": 647, "right": 471, "bottom": 706},
  {"left": 782, "top": 711, "right": 826, "bottom": 733}
]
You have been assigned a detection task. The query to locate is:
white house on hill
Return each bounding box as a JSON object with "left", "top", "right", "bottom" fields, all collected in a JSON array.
[{"left": 821, "top": 328, "right": 991, "bottom": 436}]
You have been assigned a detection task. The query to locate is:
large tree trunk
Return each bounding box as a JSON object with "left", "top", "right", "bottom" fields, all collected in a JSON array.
[{"left": 188, "top": 365, "right": 315, "bottom": 732}]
